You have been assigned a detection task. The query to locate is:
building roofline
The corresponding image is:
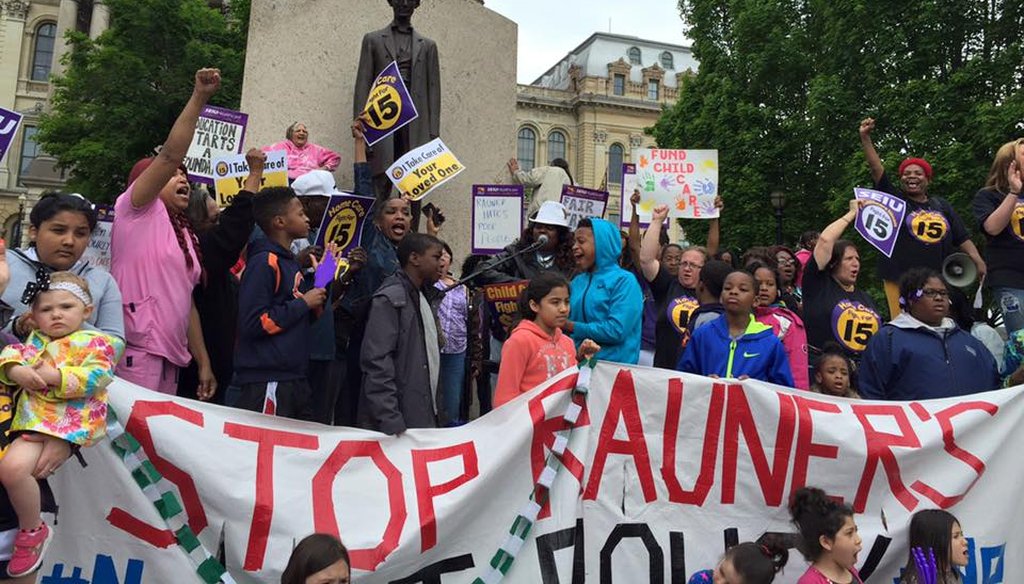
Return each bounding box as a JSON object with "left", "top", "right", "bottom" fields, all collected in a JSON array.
[{"left": 530, "top": 32, "right": 692, "bottom": 85}]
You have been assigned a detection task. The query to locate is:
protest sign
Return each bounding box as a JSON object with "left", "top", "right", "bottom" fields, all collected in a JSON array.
[
  {"left": 386, "top": 138, "right": 464, "bottom": 201},
  {"left": 43, "top": 364, "right": 1024, "bottom": 582},
  {"left": 623, "top": 149, "right": 719, "bottom": 222},
  {"left": 472, "top": 185, "right": 523, "bottom": 254},
  {"left": 0, "top": 106, "right": 23, "bottom": 164},
  {"left": 854, "top": 187, "right": 907, "bottom": 258},
  {"left": 80, "top": 204, "right": 113, "bottom": 271},
  {"left": 481, "top": 280, "right": 528, "bottom": 333},
  {"left": 184, "top": 105, "right": 249, "bottom": 184},
  {"left": 360, "top": 61, "right": 419, "bottom": 147},
  {"left": 212, "top": 150, "right": 287, "bottom": 207},
  {"left": 313, "top": 193, "right": 375, "bottom": 252},
  {"left": 560, "top": 185, "right": 608, "bottom": 230}
]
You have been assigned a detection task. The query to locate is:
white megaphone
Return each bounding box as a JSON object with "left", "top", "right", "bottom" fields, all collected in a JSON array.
[{"left": 942, "top": 253, "right": 977, "bottom": 288}]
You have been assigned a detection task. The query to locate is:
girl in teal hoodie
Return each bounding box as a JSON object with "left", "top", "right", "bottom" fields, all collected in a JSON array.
[
  {"left": 566, "top": 218, "right": 643, "bottom": 364},
  {"left": 677, "top": 271, "right": 794, "bottom": 386}
]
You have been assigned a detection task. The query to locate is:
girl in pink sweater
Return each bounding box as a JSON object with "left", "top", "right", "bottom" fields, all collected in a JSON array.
[
  {"left": 494, "top": 273, "right": 599, "bottom": 407},
  {"left": 790, "top": 487, "right": 864, "bottom": 584}
]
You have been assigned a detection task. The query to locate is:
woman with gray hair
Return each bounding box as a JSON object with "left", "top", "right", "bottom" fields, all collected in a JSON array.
[{"left": 263, "top": 122, "right": 341, "bottom": 181}]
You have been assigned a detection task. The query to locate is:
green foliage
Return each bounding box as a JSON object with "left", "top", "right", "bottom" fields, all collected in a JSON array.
[
  {"left": 654, "top": 0, "right": 1024, "bottom": 300},
  {"left": 36, "top": 0, "right": 250, "bottom": 201}
]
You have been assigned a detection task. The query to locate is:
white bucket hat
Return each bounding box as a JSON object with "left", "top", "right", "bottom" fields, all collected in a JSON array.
[
  {"left": 291, "top": 170, "right": 334, "bottom": 197},
  {"left": 531, "top": 201, "right": 570, "bottom": 228}
]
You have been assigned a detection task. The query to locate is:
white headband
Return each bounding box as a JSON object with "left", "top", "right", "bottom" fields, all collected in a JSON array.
[{"left": 47, "top": 281, "right": 92, "bottom": 306}]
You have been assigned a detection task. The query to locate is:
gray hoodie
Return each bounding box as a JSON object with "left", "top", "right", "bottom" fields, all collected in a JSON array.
[{"left": 2, "top": 248, "right": 125, "bottom": 341}]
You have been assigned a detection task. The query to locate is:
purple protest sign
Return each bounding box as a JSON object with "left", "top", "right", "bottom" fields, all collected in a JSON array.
[
  {"left": 0, "top": 107, "right": 24, "bottom": 165},
  {"left": 183, "top": 105, "right": 249, "bottom": 184},
  {"left": 361, "top": 61, "right": 419, "bottom": 147},
  {"left": 472, "top": 185, "right": 523, "bottom": 254},
  {"left": 560, "top": 184, "right": 609, "bottom": 230},
  {"left": 854, "top": 187, "right": 907, "bottom": 258},
  {"left": 313, "top": 193, "right": 375, "bottom": 252}
]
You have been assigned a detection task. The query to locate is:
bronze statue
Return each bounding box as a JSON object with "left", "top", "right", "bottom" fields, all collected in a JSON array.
[{"left": 354, "top": 0, "right": 441, "bottom": 211}]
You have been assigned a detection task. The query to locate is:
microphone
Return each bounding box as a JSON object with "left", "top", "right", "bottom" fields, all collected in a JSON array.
[{"left": 535, "top": 234, "right": 549, "bottom": 248}]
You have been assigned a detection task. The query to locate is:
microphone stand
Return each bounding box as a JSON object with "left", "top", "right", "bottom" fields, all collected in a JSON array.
[{"left": 439, "top": 238, "right": 547, "bottom": 295}]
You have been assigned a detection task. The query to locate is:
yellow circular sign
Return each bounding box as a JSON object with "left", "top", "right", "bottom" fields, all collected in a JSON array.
[
  {"left": 906, "top": 210, "right": 949, "bottom": 244},
  {"left": 1011, "top": 202, "right": 1024, "bottom": 242},
  {"left": 365, "top": 85, "right": 403, "bottom": 131},
  {"left": 215, "top": 161, "right": 229, "bottom": 177},
  {"left": 325, "top": 207, "right": 360, "bottom": 251},
  {"left": 391, "top": 167, "right": 405, "bottom": 180},
  {"left": 831, "top": 300, "right": 880, "bottom": 353}
]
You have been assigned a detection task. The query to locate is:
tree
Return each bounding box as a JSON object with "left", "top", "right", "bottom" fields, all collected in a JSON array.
[
  {"left": 37, "top": 0, "right": 251, "bottom": 201},
  {"left": 653, "top": 0, "right": 1024, "bottom": 299}
]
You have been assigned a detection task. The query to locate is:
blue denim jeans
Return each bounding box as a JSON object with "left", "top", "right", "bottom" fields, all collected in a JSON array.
[
  {"left": 439, "top": 352, "right": 467, "bottom": 423},
  {"left": 995, "top": 287, "right": 1024, "bottom": 338}
]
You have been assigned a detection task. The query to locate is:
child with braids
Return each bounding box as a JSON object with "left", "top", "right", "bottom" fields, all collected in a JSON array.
[
  {"left": 790, "top": 487, "right": 863, "bottom": 584},
  {"left": 688, "top": 538, "right": 789, "bottom": 584},
  {"left": 0, "top": 272, "right": 122, "bottom": 577},
  {"left": 111, "top": 68, "right": 220, "bottom": 396}
]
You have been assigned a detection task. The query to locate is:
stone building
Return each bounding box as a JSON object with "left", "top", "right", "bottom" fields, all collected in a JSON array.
[
  {"left": 0, "top": 0, "right": 108, "bottom": 245},
  {"left": 515, "top": 32, "right": 696, "bottom": 226}
]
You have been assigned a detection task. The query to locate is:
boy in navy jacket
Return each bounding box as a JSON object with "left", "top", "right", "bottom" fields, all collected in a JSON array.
[{"left": 229, "top": 187, "right": 327, "bottom": 420}]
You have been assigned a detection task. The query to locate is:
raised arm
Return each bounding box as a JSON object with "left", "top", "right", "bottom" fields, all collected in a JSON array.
[
  {"left": 627, "top": 189, "right": 642, "bottom": 266},
  {"left": 858, "top": 117, "right": 885, "bottom": 184},
  {"left": 640, "top": 204, "right": 670, "bottom": 281},
  {"left": 813, "top": 199, "right": 862, "bottom": 270},
  {"left": 131, "top": 69, "right": 220, "bottom": 208},
  {"left": 706, "top": 195, "right": 723, "bottom": 256}
]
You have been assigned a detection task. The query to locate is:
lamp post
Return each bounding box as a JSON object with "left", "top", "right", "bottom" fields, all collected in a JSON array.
[
  {"left": 769, "top": 190, "right": 786, "bottom": 245},
  {"left": 12, "top": 193, "right": 26, "bottom": 248}
]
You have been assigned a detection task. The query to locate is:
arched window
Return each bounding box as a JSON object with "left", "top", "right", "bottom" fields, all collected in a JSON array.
[
  {"left": 31, "top": 23, "right": 57, "bottom": 81},
  {"left": 628, "top": 46, "right": 641, "bottom": 65},
  {"left": 608, "top": 143, "right": 625, "bottom": 184},
  {"left": 547, "top": 131, "right": 567, "bottom": 163},
  {"left": 517, "top": 127, "right": 537, "bottom": 172},
  {"left": 660, "top": 51, "right": 674, "bottom": 69}
]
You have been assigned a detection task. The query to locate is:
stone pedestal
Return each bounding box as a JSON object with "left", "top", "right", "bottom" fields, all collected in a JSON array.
[{"left": 240, "top": 0, "right": 518, "bottom": 260}]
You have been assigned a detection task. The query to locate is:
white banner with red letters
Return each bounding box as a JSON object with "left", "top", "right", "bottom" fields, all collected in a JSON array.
[{"left": 40, "top": 363, "right": 1023, "bottom": 583}]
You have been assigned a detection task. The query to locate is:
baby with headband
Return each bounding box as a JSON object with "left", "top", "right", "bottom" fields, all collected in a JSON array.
[{"left": 0, "top": 271, "right": 123, "bottom": 577}]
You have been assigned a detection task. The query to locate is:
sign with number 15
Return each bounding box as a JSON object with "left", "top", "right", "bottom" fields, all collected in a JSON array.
[
  {"left": 854, "top": 187, "right": 907, "bottom": 258},
  {"left": 360, "top": 61, "right": 419, "bottom": 147}
]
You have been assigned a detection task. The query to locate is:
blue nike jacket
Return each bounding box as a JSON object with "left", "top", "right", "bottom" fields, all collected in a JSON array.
[{"left": 677, "top": 314, "right": 795, "bottom": 386}]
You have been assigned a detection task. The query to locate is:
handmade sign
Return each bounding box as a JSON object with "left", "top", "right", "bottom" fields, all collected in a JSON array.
[
  {"left": 212, "top": 150, "right": 287, "bottom": 207},
  {"left": 854, "top": 187, "right": 907, "bottom": 258},
  {"left": 623, "top": 149, "right": 719, "bottom": 221},
  {"left": 41, "top": 365, "right": 1024, "bottom": 583},
  {"left": 360, "top": 61, "right": 419, "bottom": 146},
  {"left": 560, "top": 185, "right": 608, "bottom": 230},
  {"left": 472, "top": 185, "right": 523, "bottom": 254},
  {"left": 481, "top": 280, "right": 529, "bottom": 333},
  {"left": 0, "top": 106, "right": 23, "bottom": 164},
  {"left": 386, "top": 138, "right": 464, "bottom": 201},
  {"left": 312, "top": 193, "right": 375, "bottom": 252},
  {"left": 80, "top": 204, "right": 113, "bottom": 271},
  {"left": 184, "top": 105, "right": 249, "bottom": 184}
]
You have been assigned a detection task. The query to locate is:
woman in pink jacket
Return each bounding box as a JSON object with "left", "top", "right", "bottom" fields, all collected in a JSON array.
[
  {"left": 749, "top": 261, "right": 810, "bottom": 388},
  {"left": 264, "top": 122, "right": 341, "bottom": 181}
]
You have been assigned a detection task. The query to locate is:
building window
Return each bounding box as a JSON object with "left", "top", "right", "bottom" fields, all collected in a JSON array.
[
  {"left": 18, "top": 127, "right": 40, "bottom": 186},
  {"left": 31, "top": 23, "right": 57, "bottom": 81},
  {"left": 548, "top": 131, "right": 567, "bottom": 163},
  {"left": 608, "top": 143, "right": 624, "bottom": 184},
  {"left": 517, "top": 127, "right": 536, "bottom": 172},
  {"left": 613, "top": 74, "right": 625, "bottom": 96},
  {"left": 628, "top": 46, "right": 641, "bottom": 65},
  {"left": 661, "top": 51, "right": 674, "bottom": 69},
  {"left": 647, "top": 79, "right": 660, "bottom": 101}
]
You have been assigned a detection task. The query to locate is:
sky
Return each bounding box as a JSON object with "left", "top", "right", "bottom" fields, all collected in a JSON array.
[{"left": 485, "top": 0, "right": 690, "bottom": 84}]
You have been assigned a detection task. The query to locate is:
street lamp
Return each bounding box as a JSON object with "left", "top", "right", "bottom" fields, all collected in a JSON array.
[
  {"left": 13, "top": 194, "right": 27, "bottom": 248},
  {"left": 769, "top": 190, "right": 786, "bottom": 245}
]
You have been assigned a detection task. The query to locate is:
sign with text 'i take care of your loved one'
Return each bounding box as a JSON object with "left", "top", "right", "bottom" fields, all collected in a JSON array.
[{"left": 386, "top": 138, "right": 464, "bottom": 201}]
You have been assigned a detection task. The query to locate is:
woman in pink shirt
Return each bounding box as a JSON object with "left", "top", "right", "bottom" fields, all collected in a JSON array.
[
  {"left": 263, "top": 122, "right": 341, "bottom": 181},
  {"left": 110, "top": 69, "right": 220, "bottom": 398},
  {"left": 790, "top": 487, "right": 864, "bottom": 584}
]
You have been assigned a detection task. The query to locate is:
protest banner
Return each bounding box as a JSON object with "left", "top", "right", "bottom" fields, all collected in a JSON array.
[
  {"left": 854, "top": 187, "right": 907, "bottom": 258},
  {"left": 360, "top": 61, "right": 419, "bottom": 147},
  {"left": 472, "top": 185, "right": 523, "bottom": 254},
  {"left": 386, "top": 138, "right": 464, "bottom": 201},
  {"left": 42, "top": 364, "right": 1024, "bottom": 583},
  {"left": 0, "top": 106, "right": 23, "bottom": 164},
  {"left": 212, "top": 150, "right": 288, "bottom": 207},
  {"left": 80, "top": 204, "right": 114, "bottom": 271},
  {"left": 560, "top": 185, "right": 608, "bottom": 230},
  {"left": 623, "top": 149, "right": 719, "bottom": 222},
  {"left": 313, "top": 193, "right": 375, "bottom": 252},
  {"left": 184, "top": 105, "right": 249, "bottom": 184},
  {"left": 481, "top": 280, "right": 528, "bottom": 333}
]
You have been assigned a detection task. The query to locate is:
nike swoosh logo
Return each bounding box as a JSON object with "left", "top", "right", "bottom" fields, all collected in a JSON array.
[{"left": 743, "top": 352, "right": 760, "bottom": 358}]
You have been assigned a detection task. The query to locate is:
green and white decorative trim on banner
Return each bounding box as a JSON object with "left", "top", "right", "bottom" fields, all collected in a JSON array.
[
  {"left": 106, "top": 409, "right": 236, "bottom": 584},
  {"left": 472, "top": 361, "right": 594, "bottom": 584}
]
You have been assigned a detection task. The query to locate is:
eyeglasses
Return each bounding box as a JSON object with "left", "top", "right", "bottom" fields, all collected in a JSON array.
[
  {"left": 921, "top": 289, "right": 949, "bottom": 299},
  {"left": 680, "top": 261, "right": 704, "bottom": 270},
  {"left": 776, "top": 258, "right": 796, "bottom": 266}
]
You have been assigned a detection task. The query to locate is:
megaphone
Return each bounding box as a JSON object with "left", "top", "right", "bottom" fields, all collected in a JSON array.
[{"left": 942, "top": 253, "right": 977, "bottom": 288}]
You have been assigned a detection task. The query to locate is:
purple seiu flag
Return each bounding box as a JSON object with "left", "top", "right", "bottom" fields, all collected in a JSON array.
[
  {"left": 854, "top": 187, "right": 907, "bottom": 258},
  {"left": 0, "top": 107, "right": 24, "bottom": 165},
  {"left": 360, "top": 61, "right": 419, "bottom": 147}
]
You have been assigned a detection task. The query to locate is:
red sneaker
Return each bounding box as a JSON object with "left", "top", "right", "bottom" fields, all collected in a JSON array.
[{"left": 6, "top": 523, "right": 52, "bottom": 577}]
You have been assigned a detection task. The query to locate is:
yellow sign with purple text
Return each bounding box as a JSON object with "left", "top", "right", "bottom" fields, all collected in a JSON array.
[
  {"left": 385, "top": 138, "right": 464, "bottom": 201},
  {"left": 213, "top": 150, "right": 287, "bottom": 207}
]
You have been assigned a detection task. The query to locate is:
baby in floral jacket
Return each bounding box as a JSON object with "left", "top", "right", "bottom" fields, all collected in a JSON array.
[{"left": 0, "top": 271, "right": 122, "bottom": 577}]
